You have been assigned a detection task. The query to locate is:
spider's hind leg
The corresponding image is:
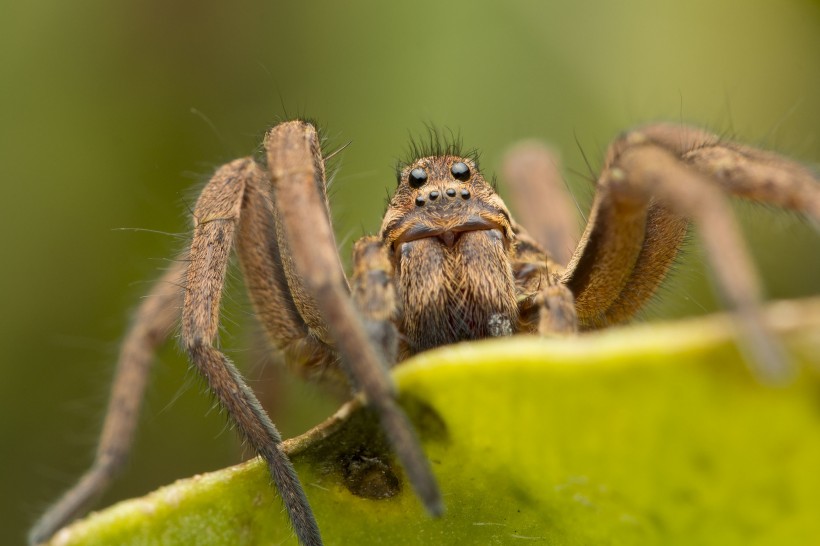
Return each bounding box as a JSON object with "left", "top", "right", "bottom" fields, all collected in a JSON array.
[
  {"left": 503, "top": 141, "right": 581, "bottom": 266},
  {"left": 29, "top": 260, "right": 184, "bottom": 545}
]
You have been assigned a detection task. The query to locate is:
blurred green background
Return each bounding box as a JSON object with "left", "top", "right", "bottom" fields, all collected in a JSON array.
[{"left": 1, "top": 0, "right": 818, "bottom": 543}]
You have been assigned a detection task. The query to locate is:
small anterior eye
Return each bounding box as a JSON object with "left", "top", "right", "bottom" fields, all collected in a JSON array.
[
  {"left": 451, "top": 162, "right": 471, "bottom": 181},
  {"left": 408, "top": 168, "right": 428, "bottom": 188}
]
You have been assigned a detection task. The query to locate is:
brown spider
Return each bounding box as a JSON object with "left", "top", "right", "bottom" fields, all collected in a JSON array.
[{"left": 31, "top": 120, "right": 819, "bottom": 546}]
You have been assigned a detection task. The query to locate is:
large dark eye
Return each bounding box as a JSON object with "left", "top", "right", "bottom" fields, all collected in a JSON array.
[
  {"left": 408, "top": 167, "right": 428, "bottom": 188},
  {"left": 451, "top": 161, "right": 471, "bottom": 181}
]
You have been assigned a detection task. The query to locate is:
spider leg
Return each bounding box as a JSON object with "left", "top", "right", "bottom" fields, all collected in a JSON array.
[
  {"left": 675, "top": 131, "right": 820, "bottom": 222},
  {"left": 29, "top": 260, "right": 184, "bottom": 545},
  {"left": 265, "top": 121, "right": 443, "bottom": 516},
  {"left": 502, "top": 142, "right": 583, "bottom": 336},
  {"left": 509, "top": 227, "right": 578, "bottom": 335},
  {"left": 347, "top": 238, "right": 445, "bottom": 504},
  {"left": 236, "top": 166, "right": 339, "bottom": 381},
  {"left": 182, "top": 158, "right": 321, "bottom": 546},
  {"left": 537, "top": 281, "right": 578, "bottom": 336},
  {"left": 503, "top": 141, "right": 581, "bottom": 265},
  {"left": 350, "top": 236, "right": 399, "bottom": 366},
  {"left": 562, "top": 124, "right": 819, "bottom": 382}
]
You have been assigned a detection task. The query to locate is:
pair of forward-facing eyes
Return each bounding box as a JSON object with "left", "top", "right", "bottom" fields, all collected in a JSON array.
[{"left": 408, "top": 161, "right": 472, "bottom": 188}]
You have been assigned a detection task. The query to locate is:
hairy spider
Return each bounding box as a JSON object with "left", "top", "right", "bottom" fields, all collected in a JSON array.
[{"left": 31, "top": 120, "right": 819, "bottom": 546}]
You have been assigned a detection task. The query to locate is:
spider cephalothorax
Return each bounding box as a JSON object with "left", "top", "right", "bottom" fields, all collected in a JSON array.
[
  {"left": 383, "top": 154, "right": 518, "bottom": 353},
  {"left": 32, "top": 119, "right": 819, "bottom": 546}
]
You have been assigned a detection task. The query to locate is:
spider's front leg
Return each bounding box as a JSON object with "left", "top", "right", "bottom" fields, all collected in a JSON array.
[
  {"left": 347, "top": 235, "right": 446, "bottom": 501},
  {"left": 265, "top": 122, "right": 442, "bottom": 514},
  {"left": 561, "top": 124, "right": 820, "bottom": 382},
  {"left": 181, "top": 158, "right": 322, "bottom": 545}
]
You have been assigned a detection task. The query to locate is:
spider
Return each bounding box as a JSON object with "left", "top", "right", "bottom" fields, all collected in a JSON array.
[{"left": 30, "top": 120, "right": 819, "bottom": 546}]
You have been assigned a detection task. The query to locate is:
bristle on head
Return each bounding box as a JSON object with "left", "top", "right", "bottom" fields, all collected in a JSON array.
[{"left": 396, "top": 125, "right": 480, "bottom": 183}]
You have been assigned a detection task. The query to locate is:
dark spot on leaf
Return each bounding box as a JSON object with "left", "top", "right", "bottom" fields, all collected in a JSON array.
[{"left": 342, "top": 452, "right": 401, "bottom": 499}]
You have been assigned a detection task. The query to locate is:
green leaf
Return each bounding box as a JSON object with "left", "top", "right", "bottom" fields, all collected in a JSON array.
[{"left": 46, "top": 299, "right": 820, "bottom": 546}]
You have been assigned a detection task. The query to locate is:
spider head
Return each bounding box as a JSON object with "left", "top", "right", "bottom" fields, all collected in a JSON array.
[
  {"left": 381, "top": 154, "right": 519, "bottom": 350},
  {"left": 381, "top": 155, "right": 514, "bottom": 255}
]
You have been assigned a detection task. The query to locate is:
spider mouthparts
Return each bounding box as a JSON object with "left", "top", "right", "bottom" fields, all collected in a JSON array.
[{"left": 438, "top": 231, "right": 457, "bottom": 247}]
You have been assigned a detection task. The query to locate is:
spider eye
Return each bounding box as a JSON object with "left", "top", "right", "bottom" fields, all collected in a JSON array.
[
  {"left": 408, "top": 168, "right": 428, "bottom": 188},
  {"left": 451, "top": 161, "right": 471, "bottom": 181}
]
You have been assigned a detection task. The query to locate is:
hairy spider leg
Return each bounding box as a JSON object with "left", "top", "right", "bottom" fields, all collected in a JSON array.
[
  {"left": 561, "top": 124, "right": 820, "bottom": 383},
  {"left": 29, "top": 261, "right": 184, "bottom": 545},
  {"left": 265, "top": 121, "right": 442, "bottom": 517}
]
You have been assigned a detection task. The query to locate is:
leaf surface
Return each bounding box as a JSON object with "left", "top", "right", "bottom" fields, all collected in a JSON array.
[{"left": 47, "top": 299, "right": 820, "bottom": 546}]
